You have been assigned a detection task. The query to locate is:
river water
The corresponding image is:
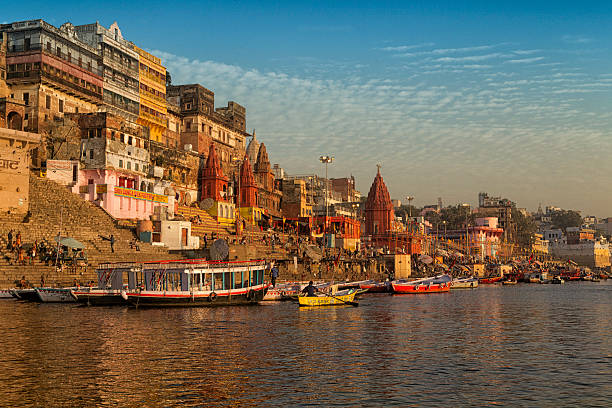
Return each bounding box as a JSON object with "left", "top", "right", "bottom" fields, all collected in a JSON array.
[{"left": 1, "top": 282, "right": 611, "bottom": 407}]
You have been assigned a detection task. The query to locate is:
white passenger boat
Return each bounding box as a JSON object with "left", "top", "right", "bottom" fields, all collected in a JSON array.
[
  {"left": 124, "top": 259, "right": 270, "bottom": 307},
  {"left": 450, "top": 277, "right": 479, "bottom": 289},
  {"left": 35, "top": 288, "right": 77, "bottom": 303}
]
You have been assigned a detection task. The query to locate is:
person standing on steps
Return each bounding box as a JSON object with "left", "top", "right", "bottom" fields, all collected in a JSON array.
[
  {"left": 110, "top": 234, "right": 115, "bottom": 253},
  {"left": 271, "top": 262, "right": 279, "bottom": 288}
]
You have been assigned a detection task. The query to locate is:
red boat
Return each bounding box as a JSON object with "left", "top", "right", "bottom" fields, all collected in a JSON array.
[
  {"left": 560, "top": 271, "right": 581, "bottom": 281},
  {"left": 359, "top": 281, "right": 391, "bottom": 293},
  {"left": 479, "top": 276, "right": 503, "bottom": 284},
  {"left": 391, "top": 275, "right": 451, "bottom": 294}
]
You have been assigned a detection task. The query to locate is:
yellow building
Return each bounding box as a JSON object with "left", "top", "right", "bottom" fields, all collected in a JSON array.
[{"left": 134, "top": 46, "right": 167, "bottom": 142}]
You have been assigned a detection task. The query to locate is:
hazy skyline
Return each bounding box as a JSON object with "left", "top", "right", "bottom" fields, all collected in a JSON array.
[{"left": 6, "top": 1, "right": 612, "bottom": 215}]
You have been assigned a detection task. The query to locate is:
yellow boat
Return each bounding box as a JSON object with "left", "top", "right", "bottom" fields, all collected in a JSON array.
[{"left": 298, "top": 290, "right": 358, "bottom": 307}]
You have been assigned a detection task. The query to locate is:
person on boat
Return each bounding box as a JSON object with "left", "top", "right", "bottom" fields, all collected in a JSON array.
[
  {"left": 302, "top": 281, "right": 318, "bottom": 297},
  {"left": 271, "top": 263, "right": 279, "bottom": 288}
]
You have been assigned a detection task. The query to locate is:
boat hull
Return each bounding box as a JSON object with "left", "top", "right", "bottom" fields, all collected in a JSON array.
[
  {"left": 450, "top": 279, "right": 479, "bottom": 289},
  {"left": 0, "top": 290, "right": 14, "bottom": 299},
  {"left": 479, "top": 276, "right": 503, "bottom": 284},
  {"left": 13, "top": 289, "right": 40, "bottom": 302},
  {"left": 126, "top": 284, "right": 268, "bottom": 307},
  {"left": 72, "top": 289, "right": 127, "bottom": 306},
  {"left": 35, "top": 288, "right": 76, "bottom": 303},
  {"left": 391, "top": 282, "right": 450, "bottom": 294},
  {"left": 298, "top": 292, "right": 357, "bottom": 306},
  {"left": 359, "top": 282, "right": 391, "bottom": 293}
]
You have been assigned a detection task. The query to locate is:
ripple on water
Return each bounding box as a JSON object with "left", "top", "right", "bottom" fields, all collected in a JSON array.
[{"left": 0, "top": 282, "right": 611, "bottom": 406}]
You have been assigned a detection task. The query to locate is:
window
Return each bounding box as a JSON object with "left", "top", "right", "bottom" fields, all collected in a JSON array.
[
  {"left": 59, "top": 100, "right": 63, "bottom": 113},
  {"left": 89, "top": 149, "right": 93, "bottom": 159},
  {"left": 23, "top": 92, "right": 29, "bottom": 106},
  {"left": 111, "top": 131, "right": 115, "bottom": 141},
  {"left": 46, "top": 95, "right": 51, "bottom": 109},
  {"left": 135, "top": 163, "right": 139, "bottom": 172},
  {"left": 120, "top": 133, "right": 125, "bottom": 143},
  {"left": 128, "top": 136, "right": 133, "bottom": 145},
  {"left": 46, "top": 42, "right": 51, "bottom": 52},
  {"left": 96, "top": 128, "right": 102, "bottom": 138},
  {"left": 88, "top": 129, "right": 95, "bottom": 138},
  {"left": 119, "top": 160, "right": 123, "bottom": 168},
  {"left": 75, "top": 107, "right": 79, "bottom": 113},
  {"left": 56, "top": 47, "right": 61, "bottom": 57},
  {"left": 127, "top": 162, "right": 131, "bottom": 170}
]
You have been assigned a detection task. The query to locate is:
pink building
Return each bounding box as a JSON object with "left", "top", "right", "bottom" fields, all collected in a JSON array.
[
  {"left": 470, "top": 217, "right": 503, "bottom": 259},
  {"left": 73, "top": 168, "right": 173, "bottom": 220}
]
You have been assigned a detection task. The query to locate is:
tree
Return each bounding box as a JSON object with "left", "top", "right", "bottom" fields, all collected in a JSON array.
[
  {"left": 551, "top": 210, "right": 582, "bottom": 232},
  {"left": 512, "top": 207, "right": 537, "bottom": 247}
]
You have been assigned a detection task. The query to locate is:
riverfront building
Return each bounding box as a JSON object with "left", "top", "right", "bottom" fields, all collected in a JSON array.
[{"left": 134, "top": 46, "right": 167, "bottom": 143}]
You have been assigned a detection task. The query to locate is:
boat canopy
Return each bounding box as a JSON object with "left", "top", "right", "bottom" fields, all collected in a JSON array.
[{"left": 55, "top": 236, "right": 86, "bottom": 249}]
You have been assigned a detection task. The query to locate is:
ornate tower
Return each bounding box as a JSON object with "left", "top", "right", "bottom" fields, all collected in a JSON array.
[
  {"left": 365, "top": 167, "right": 394, "bottom": 236},
  {"left": 254, "top": 143, "right": 273, "bottom": 191},
  {"left": 246, "top": 130, "right": 260, "bottom": 165},
  {"left": 201, "top": 144, "right": 228, "bottom": 202},
  {"left": 239, "top": 155, "right": 257, "bottom": 207}
]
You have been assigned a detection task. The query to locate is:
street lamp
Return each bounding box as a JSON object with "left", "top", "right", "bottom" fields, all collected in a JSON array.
[
  {"left": 319, "top": 155, "right": 334, "bottom": 235},
  {"left": 406, "top": 196, "right": 414, "bottom": 232}
]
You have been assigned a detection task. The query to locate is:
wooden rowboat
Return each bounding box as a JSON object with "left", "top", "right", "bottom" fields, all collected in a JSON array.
[
  {"left": 391, "top": 281, "right": 450, "bottom": 294},
  {"left": 298, "top": 290, "right": 358, "bottom": 307},
  {"left": 479, "top": 276, "right": 503, "bottom": 284}
]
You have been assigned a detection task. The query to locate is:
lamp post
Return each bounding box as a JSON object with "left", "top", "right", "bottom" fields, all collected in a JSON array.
[
  {"left": 319, "top": 155, "right": 334, "bottom": 236},
  {"left": 405, "top": 195, "right": 414, "bottom": 232}
]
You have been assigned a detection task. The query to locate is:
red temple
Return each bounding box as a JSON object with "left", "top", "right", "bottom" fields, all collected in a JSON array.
[
  {"left": 201, "top": 144, "right": 228, "bottom": 202},
  {"left": 239, "top": 155, "right": 257, "bottom": 207}
]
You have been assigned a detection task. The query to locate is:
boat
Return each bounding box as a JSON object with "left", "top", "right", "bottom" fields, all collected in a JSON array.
[
  {"left": 479, "top": 276, "right": 503, "bottom": 284},
  {"left": 0, "top": 290, "right": 14, "bottom": 299},
  {"left": 298, "top": 289, "right": 358, "bottom": 307},
  {"left": 450, "top": 277, "right": 479, "bottom": 289},
  {"left": 11, "top": 288, "right": 40, "bottom": 302},
  {"left": 35, "top": 288, "right": 77, "bottom": 303},
  {"left": 263, "top": 283, "right": 302, "bottom": 301},
  {"left": 124, "top": 259, "right": 269, "bottom": 307},
  {"left": 391, "top": 274, "right": 451, "bottom": 294},
  {"left": 502, "top": 280, "right": 517, "bottom": 285},
  {"left": 72, "top": 263, "right": 140, "bottom": 306},
  {"left": 359, "top": 280, "right": 392, "bottom": 293},
  {"left": 552, "top": 276, "right": 565, "bottom": 284}
]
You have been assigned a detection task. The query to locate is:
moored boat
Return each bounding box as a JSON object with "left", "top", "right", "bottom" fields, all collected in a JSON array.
[
  {"left": 298, "top": 289, "right": 358, "bottom": 307},
  {"left": 12, "top": 288, "right": 39, "bottom": 302},
  {"left": 450, "top": 277, "right": 479, "bottom": 289},
  {"left": 72, "top": 263, "right": 140, "bottom": 306},
  {"left": 552, "top": 276, "right": 565, "bottom": 284},
  {"left": 0, "top": 290, "right": 14, "bottom": 299},
  {"left": 35, "top": 288, "right": 77, "bottom": 303},
  {"left": 502, "top": 279, "right": 517, "bottom": 285},
  {"left": 392, "top": 274, "right": 451, "bottom": 294},
  {"left": 125, "top": 259, "right": 269, "bottom": 307},
  {"left": 479, "top": 276, "right": 503, "bottom": 284},
  {"left": 359, "top": 280, "right": 392, "bottom": 293},
  {"left": 263, "top": 283, "right": 301, "bottom": 301}
]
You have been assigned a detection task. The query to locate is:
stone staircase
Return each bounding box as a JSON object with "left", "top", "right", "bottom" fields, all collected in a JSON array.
[
  {"left": 0, "top": 173, "right": 181, "bottom": 288},
  {"left": 176, "top": 205, "right": 235, "bottom": 238}
]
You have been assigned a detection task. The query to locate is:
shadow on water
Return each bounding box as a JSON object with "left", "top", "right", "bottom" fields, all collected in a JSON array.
[{"left": 0, "top": 282, "right": 611, "bottom": 407}]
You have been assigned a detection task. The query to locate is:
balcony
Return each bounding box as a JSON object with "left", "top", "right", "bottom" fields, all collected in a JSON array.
[{"left": 7, "top": 69, "right": 102, "bottom": 103}]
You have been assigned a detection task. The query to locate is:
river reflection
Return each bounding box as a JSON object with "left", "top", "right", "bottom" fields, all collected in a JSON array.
[{"left": 1, "top": 282, "right": 611, "bottom": 407}]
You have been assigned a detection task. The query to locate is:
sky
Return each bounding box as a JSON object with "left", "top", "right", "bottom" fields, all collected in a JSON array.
[{"left": 5, "top": 1, "right": 612, "bottom": 215}]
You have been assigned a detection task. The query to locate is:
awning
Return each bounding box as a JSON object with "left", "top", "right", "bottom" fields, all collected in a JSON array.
[{"left": 54, "top": 236, "right": 86, "bottom": 249}]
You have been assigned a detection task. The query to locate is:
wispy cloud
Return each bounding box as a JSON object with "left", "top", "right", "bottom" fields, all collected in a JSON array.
[
  {"left": 562, "top": 34, "right": 593, "bottom": 44},
  {"left": 379, "top": 42, "right": 434, "bottom": 52},
  {"left": 505, "top": 56, "right": 545, "bottom": 64},
  {"left": 436, "top": 53, "right": 507, "bottom": 62}
]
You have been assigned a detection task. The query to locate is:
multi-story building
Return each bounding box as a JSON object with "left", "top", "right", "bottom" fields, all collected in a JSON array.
[
  {"left": 74, "top": 22, "right": 140, "bottom": 122},
  {"left": 0, "top": 20, "right": 103, "bottom": 132},
  {"left": 134, "top": 46, "right": 166, "bottom": 143},
  {"left": 331, "top": 176, "right": 359, "bottom": 202},
  {"left": 164, "top": 96, "right": 181, "bottom": 148},
  {"left": 477, "top": 192, "right": 514, "bottom": 241},
  {"left": 0, "top": 31, "right": 9, "bottom": 98},
  {"left": 281, "top": 178, "right": 313, "bottom": 218},
  {"left": 167, "top": 84, "right": 248, "bottom": 174},
  {"left": 72, "top": 112, "right": 172, "bottom": 220}
]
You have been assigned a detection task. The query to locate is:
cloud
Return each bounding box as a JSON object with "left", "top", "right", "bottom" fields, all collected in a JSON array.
[
  {"left": 436, "top": 53, "right": 507, "bottom": 62},
  {"left": 154, "top": 48, "right": 612, "bottom": 216},
  {"left": 504, "top": 57, "right": 545, "bottom": 64},
  {"left": 379, "top": 42, "right": 434, "bottom": 52},
  {"left": 562, "top": 35, "right": 593, "bottom": 44}
]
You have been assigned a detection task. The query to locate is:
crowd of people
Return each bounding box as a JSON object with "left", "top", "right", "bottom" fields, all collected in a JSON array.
[{"left": 4, "top": 230, "right": 86, "bottom": 267}]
